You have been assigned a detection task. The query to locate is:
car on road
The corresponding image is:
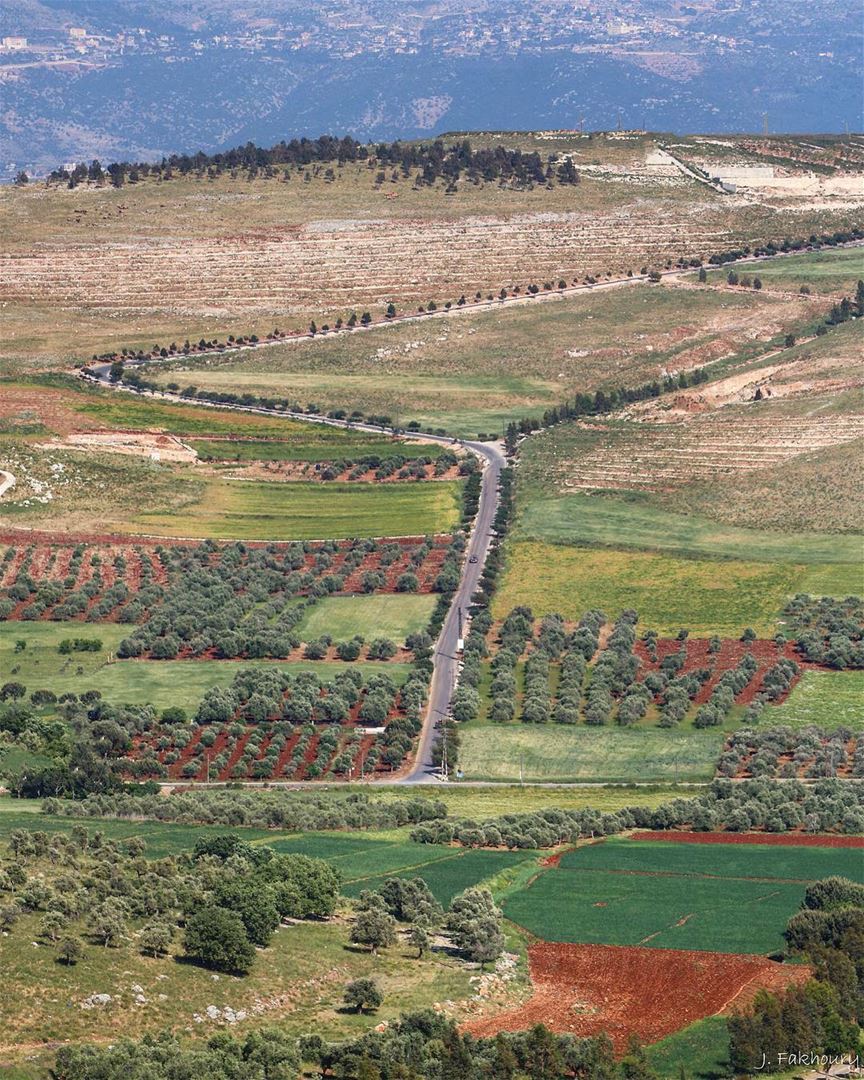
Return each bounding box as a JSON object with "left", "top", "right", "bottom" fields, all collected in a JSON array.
[{"left": 468, "top": 555, "right": 478, "bottom": 564}]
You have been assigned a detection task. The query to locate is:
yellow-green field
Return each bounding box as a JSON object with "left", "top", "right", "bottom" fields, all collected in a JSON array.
[
  {"left": 458, "top": 724, "right": 723, "bottom": 783},
  {"left": 116, "top": 477, "right": 462, "bottom": 540},
  {"left": 492, "top": 541, "right": 811, "bottom": 636}
]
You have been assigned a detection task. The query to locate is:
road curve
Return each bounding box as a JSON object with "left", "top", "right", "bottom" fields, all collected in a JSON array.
[{"left": 0, "top": 471, "right": 15, "bottom": 499}]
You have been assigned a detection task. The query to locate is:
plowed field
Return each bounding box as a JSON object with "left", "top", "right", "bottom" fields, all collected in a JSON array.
[{"left": 464, "top": 942, "right": 810, "bottom": 1050}]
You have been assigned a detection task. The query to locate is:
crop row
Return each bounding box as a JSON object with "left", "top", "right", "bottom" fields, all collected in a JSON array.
[
  {"left": 124, "top": 665, "right": 428, "bottom": 780},
  {"left": 720, "top": 726, "right": 864, "bottom": 780},
  {"left": 0, "top": 536, "right": 455, "bottom": 633}
]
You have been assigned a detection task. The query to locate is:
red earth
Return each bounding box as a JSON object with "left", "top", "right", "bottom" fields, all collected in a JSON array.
[
  {"left": 634, "top": 830, "right": 864, "bottom": 848},
  {"left": 463, "top": 942, "right": 811, "bottom": 1051}
]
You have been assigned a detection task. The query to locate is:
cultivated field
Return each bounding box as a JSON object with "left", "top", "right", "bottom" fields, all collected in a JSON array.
[
  {"left": 492, "top": 542, "right": 806, "bottom": 636},
  {"left": 116, "top": 477, "right": 462, "bottom": 541},
  {"left": 458, "top": 725, "right": 723, "bottom": 784},
  {"left": 501, "top": 836, "right": 858, "bottom": 953},
  {"left": 464, "top": 941, "right": 808, "bottom": 1051}
]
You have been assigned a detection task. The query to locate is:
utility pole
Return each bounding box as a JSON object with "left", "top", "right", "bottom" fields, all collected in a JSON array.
[{"left": 441, "top": 724, "right": 448, "bottom": 781}]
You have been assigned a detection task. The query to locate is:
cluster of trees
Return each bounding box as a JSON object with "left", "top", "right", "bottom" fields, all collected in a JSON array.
[
  {"left": 111, "top": 537, "right": 451, "bottom": 661},
  {"left": 2, "top": 691, "right": 171, "bottom": 799},
  {"left": 52, "top": 1011, "right": 661, "bottom": 1080},
  {"left": 718, "top": 726, "right": 864, "bottom": 780},
  {"left": 53, "top": 135, "right": 582, "bottom": 193},
  {"left": 42, "top": 788, "right": 447, "bottom": 831},
  {"left": 729, "top": 875, "right": 863, "bottom": 1073},
  {"left": 784, "top": 595, "right": 863, "bottom": 669},
  {"left": 504, "top": 366, "right": 712, "bottom": 445},
  {"left": 350, "top": 878, "right": 504, "bottom": 970},
  {"left": 0, "top": 543, "right": 157, "bottom": 624},
  {"left": 0, "top": 825, "right": 337, "bottom": 978},
  {"left": 411, "top": 778, "right": 864, "bottom": 847}
]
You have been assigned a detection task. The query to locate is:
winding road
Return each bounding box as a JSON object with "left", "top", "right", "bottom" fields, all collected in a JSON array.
[{"left": 80, "top": 236, "right": 863, "bottom": 785}]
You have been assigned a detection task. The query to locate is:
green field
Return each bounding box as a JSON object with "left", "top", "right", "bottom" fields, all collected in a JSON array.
[
  {"left": 339, "top": 847, "right": 533, "bottom": 906},
  {"left": 515, "top": 492, "right": 863, "bottom": 566},
  {"left": 0, "top": 623, "right": 411, "bottom": 710},
  {"left": 458, "top": 724, "right": 723, "bottom": 783},
  {"left": 0, "top": 621, "right": 133, "bottom": 691},
  {"left": 296, "top": 594, "right": 436, "bottom": 645},
  {"left": 493, "top": 541, "right": 806, "bottom": 636},
  {"left": 118, "top": 477, "right": 462, "bottom": 540},
  {"left": 769, "top": 669, "right": 864, "bottom": 730},
  {"left": 501, "top": 837, "right": 850, "bottom": 954},
  {"left": 557, "top": 838, "right": 864, "bottom": 882},
  {"left": 646, "top": 1017, "right": 732, "bottom": 1079},
  {"left": 702, "top": 246, "right": 864, "bottom": 295},
  {"left": 262, "top": 832, "right": 534, "bottom": 904}
]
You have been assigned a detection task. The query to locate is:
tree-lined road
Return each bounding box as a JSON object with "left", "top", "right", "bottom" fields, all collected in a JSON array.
[{"left": 85, "top": 367, "right": 504, "bottom": 785}]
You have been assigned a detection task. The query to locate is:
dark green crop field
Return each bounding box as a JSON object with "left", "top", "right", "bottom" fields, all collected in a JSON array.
[{"left": 502, "top": 837, "right": 857, "bottom": 955}]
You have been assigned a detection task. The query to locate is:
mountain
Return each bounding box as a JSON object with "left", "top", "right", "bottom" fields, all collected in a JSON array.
[{"left": 1, "top": 0, "right": 862, "bottom": 176}]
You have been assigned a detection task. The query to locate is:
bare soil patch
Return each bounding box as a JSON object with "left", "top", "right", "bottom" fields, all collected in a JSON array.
[
  {"left": 39, "top": 430, "right": 197, "bottom": 463},
  {"left": 633, "top": 831, "right": 864, "bottom": 848},
  {"left": 463, "top": 942, "right": 810, "bottom": 1051}
]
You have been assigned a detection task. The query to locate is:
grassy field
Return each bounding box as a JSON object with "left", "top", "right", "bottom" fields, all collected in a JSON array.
[
  {"left": 769, "top": 670, "right": 864, "bottom": 730},
  {"left": 501, "top": 837, "right": 851, "bottom": 954},
  {"left": 147, "top": 285, "right": 782, "bottom": 438},
  {"left": 515, "top": 492, "right": 863, "bottom": 565},
  {"left": 0, "top": 621, "right": 133, "bottom": 690},
  {"left": 371, "top": 784, "right": 686, "bottom": 817},
  {"left": 493, "top": 541, "right": 807, "bottom": 636},
  {"left": 646, "top": 1017, "right": 732, "bottom": 1079},
  {"left": 0, "top": 904, "right": 479, "bottom": 1068},
  {"left": 700, "top": 246, "right": 864, "bottom": 295},
  {"left": 457, "top": 725, "right": 723, "bottom": 783},
  {"left": 0, "top": 623, "right": 412, "bottom": 710},
  {"left": 296, "top": 594, "right": 437, "bottom": 644},
  {"left": 116, "top": 477, "right": 462, "bottom": 540}
]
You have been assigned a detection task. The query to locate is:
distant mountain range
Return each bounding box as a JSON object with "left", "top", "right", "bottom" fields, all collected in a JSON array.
[{"left": 1, "top": 0, "right": 861, "bottom": 176}]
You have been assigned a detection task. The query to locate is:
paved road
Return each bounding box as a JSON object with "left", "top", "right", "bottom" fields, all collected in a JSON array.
[
  {"left": 84, "top": 368, "right": 504, "bottom": 786},
  {"left": 81, "top": 237, "right": 862, "bottom": 787},
  {"left": 401, "top": 437, "right": 505, "bottom": 783}
]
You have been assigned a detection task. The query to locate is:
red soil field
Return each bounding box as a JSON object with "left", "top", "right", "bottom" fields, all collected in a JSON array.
[
  {"left": 464, "top": 942, "right": 810, "bottom": 1051},
  {"left": 634, "top": 830, "right": 864, "bottom": 848}
]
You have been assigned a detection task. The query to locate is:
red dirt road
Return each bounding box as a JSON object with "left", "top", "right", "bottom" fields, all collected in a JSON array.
[
  {"left": 464, "top": 942, "right": 810, "bottom": 1051},
  {"left": 635, "top": 830, "right": 864, "bottom": 848}
]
